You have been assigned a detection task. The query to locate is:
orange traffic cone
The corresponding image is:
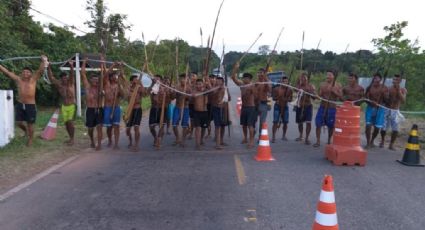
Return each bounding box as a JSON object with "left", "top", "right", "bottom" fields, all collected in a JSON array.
[
  {"left": 41, "top": 109, "right": 59, "bottom": 140},
  {"left": 254, "top": 122, "right": 275, "bottom": 161},
  {"left": 313, "top": 175, "right": 338, "bottom": 230},
  {"left": 236, "top": 97, "right": 242, "bottom": 116}
]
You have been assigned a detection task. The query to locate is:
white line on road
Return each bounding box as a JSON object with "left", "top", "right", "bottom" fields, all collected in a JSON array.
[{"left": 0, "top": 155, "right": 79, "bottom": 202}]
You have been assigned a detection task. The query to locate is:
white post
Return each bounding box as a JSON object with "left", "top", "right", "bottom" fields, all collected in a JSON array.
[{"left": 75, "top": 53, "right": 82, "bottom": 117}]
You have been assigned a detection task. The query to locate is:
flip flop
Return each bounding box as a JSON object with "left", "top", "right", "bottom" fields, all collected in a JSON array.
[
  {"left": 295, "top": 137, "right": 303, "bottom": 142},
  {"left": 313, "top": 143, "right": 320, "bottom": 148}
]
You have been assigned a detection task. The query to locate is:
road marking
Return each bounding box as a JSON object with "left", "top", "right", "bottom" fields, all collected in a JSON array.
[
  {"left": 234, "top": 154, "right": 246, "bottom": 185},
  {"left": 0, "top": 155, "right": 79, "bottom": 202},
  {"left": 244, "top": 209, "right": 257, "bottom": 222}
]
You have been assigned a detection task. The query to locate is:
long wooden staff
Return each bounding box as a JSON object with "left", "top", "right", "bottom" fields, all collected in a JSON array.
[
  {"left": 239, "top": 33, "right": 263, "bottom": 63},
  {"left": 265, "top": 27, "right": 284, "bottom": 72},
  {"left": 300, "top": 31, "right": 305, "bottom": 70},
  {"left": 203, "top": 0, "right": 225, "bottom": 77},
  {"left": 124, "top": 33, "right": 149, "bottom": 122}
]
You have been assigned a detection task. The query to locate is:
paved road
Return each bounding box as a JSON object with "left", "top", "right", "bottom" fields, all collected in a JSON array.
[{"left": 1, "top": 81, "right": 424, "bottom": 230}]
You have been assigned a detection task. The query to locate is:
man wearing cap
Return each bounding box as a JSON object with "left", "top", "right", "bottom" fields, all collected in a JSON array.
[{"left": 231, "top": 62, "right": 257, "bottom": 148}]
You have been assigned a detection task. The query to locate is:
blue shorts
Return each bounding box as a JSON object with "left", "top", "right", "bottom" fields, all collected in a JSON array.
[
  {"left": 273, "top": 104, "right": 289, "bottom": 124},
  {"left": 315, "top": 105, "right": 336, "bottom": 128},
  {"left": 172, "top": 107, "right": 189, "bottom": 128},
  {"left": 295, "top": 105, "right": 312, "bottom": 123},
  {"left": 382, "top": 109, "right": 399, "bottom": 131},
  {"left": 257, "top": 102, "right": 268, "bottom": 125},
  {"left": 365, "top": 105, "right": 385, "bottom": 128},
  {"left": 212, "top": 106, "right": 226, "bottom": 127},
  {"left": 103, "top": 106, "right": 121, "bottom": 127},
  {"left": 167, "top": 103, "right": 175, "bottom": 121}
]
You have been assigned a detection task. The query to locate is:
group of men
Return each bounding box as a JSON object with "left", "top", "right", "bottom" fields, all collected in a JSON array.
[
  {"left": 230, "top": 61, "right": 407, "bottom": 151},
  {"left": 0, "top": 56, "right": 407, "bottom": 151},
  {"left": 0, "top": 56, "right": 231, "bottom": 151}
]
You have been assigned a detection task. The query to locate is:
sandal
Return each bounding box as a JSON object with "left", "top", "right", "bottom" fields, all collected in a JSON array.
[{"left": 313, "top": 143, "right": 320, "bottom": 148}]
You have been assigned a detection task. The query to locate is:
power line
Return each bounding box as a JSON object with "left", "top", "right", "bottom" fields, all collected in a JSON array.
[{"left": 8, "top": 0, "right": 89, "bottom": 34}]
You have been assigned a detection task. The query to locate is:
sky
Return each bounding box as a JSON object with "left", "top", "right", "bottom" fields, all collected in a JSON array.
[{"left": 30, "top": 0, "right": 424, "bottom": 55}]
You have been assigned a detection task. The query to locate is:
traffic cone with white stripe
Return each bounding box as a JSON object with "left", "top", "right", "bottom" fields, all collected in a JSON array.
[
  {"left": 41, "top": 109, "right": 59, "bottom": 141},
  {"left": 313, "top": 175, "right": 338, "bottom": 230},
  {"left": 254, "top": 122, "right": 275, "bottom": 161}
]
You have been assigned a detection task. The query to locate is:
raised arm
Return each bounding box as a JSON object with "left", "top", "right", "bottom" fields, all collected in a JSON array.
[
  {"left": 81, "top": 58, "right": 90, "bottom": 89},
  {"left": 47, "top": 64, "right": 61, "bottom": 87},
  {"left": 231, "top": 62, "right": 243, "bottom": 86},
  {"left": 68, "top": 60, "right": 74, "bottom": 86},
  {"left": 33, "top": 55, "right": 47, "bottom": 81},
  {"left": 0, "top": 64, "right": 20, "bottom": 81}
]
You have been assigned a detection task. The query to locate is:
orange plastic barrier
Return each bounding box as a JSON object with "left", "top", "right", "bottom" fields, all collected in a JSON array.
[{"left": 325, "top": 101, "right": 367, "bottom": 166}]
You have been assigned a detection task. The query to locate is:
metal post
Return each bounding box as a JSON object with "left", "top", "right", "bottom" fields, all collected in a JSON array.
[{"left": 75, "top": 53, "right": 82, "bottom": 117}]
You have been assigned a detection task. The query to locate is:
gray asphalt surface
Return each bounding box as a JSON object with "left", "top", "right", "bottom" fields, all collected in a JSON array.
[{"left": 0, "top": 80, "right": 424, "bottom": 230}]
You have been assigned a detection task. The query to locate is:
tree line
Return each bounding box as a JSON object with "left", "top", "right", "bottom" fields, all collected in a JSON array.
[{"left": 0, "top": 1, "right": 424, "bottom": 111}]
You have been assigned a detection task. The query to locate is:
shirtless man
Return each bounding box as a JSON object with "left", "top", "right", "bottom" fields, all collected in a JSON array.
[
  {"left": 125, "top": 74, "right": 146, "bottom": 151},
  {"left": 231, "top": 62, "right": 257, "bottom": 148},
  {"left": 171, "top": 74, "right": 192, "bottom": 147},
  {"left": 206, "top": 74, "right": 217, "bottom": 139},
  {"left": 191, "top": 78, "right": 211, "bottom": 150},
  {"left": 0, "top": 56, "right": 46, "bottom": 146},
  {"left": 295, "top": 72, "right": 316, "bottom": 145},
  {"left": 102, "top": 61, "right": 127, "bottom": 150},
  {"left": 187, "top": 72, "right": 198, "bottom": 139},
  {"left": 210, "top": 77, "right": 227, "bottom": 149},
  {"left": 47, "top": 60, "right": 76, "bottom": 145},
  {"left": 81, "top": 58, "right": 104, "bottom": 150},
  {"left": 149, "top": 75, "right": 170, "bottom": 148},
  {"left": 380, "top": 74, "right": 406, "bottom": 150},
  {"left": 314, "top": 70, "right": 343, "bottom": 147},
  {"left": 271, "top": 76, "right": 293, "bottom": 143},
  {"left": 365, "top": 73, "right": 389, "bottom": 148},
  {"left": 255, "top": 68, "right": 271, "bottom": 135},
  {"left": 342, "top": 73, "right": 364, "bottom": 105}
]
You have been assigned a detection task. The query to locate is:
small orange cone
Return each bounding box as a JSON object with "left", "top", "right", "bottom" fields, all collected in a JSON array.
[
  {"left": 313, "top": 175, "right": 338, "bottom": 230},
  {"left": 254, "top": 122, "right": 275, "bottom": 161},
  {"left": 236, "top": 97, "right": 242, "bottom": 116},
  {"left": 41, "top": 109, "right": 60, "bottom": 141}
]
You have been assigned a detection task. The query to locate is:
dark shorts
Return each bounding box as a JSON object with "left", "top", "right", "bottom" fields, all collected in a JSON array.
[
  {"left": 273, "top": 104, "right": 289, "bottom": 124},
  {"left": 149, "top": 107, "right": 163, "bottom": 126},
  {"left": 189, "top": 104, "right": 195, "bottom": 119},
  {"left": 86, "top": 107, "right": 103, "bottom": 128},
  {"left": 207, "top": 104, "right": 213, "bottom": 123},
  {"left": 212, "top": 106, "right": 226, "bottom": 127},
  {"left": 126, "top": 108, "right": 142, "bottom": 127},
  {"left": 315, "top": 105, "right": 336, "bottom": 128},
  {"left": 295, "top": 105, "right": 313, "bottom": 123},
  {"left": 15, "top": 103, "right": 37, "bottom": 124},
  {"left": 193, "top": 111, "right": 209, "bottom": 128},
  {"left": 240, "top": 106, "right": 257, "bottom": 127}
]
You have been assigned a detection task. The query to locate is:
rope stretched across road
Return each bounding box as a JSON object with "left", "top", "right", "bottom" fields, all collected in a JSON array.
[{"left": 1, "top": 55, "right": 424, "bottom": 115}]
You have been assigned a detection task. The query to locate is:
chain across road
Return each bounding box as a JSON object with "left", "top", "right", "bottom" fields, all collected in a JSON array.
[{"left": 1, "top": 55, "right": 424, "bottom": 115}]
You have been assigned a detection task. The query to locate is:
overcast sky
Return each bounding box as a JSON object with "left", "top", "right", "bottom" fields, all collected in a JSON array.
[{"left": 31, "top": 0, "right": 424, "bottom": 54}]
